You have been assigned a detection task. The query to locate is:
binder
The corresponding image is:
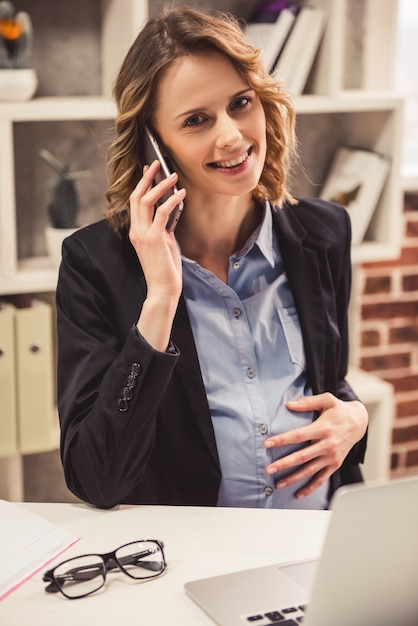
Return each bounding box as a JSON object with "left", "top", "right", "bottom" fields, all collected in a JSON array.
[
  {"left": 0, "top": 302, "right": 18, "bottom": 457},
  {"left": 14, "top": 299, "right": 56, "bottom": 454}
]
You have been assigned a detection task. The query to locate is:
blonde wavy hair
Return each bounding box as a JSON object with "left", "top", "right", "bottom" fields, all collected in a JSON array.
[{"left": 105, "top": 6, "right": 297, "bottom": 234}]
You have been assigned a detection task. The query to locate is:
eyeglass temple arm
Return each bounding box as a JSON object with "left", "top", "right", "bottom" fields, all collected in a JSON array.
[{"left": 43, "top": 562, "right": 105, "bottom": 593}]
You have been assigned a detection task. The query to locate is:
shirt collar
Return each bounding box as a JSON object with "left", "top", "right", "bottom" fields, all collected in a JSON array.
[
  {"left": 235, "top": 200, "right": 276, "bottom": 268},
  {"left": 181, "top": 200, "right": 276, "bottom": 268}
]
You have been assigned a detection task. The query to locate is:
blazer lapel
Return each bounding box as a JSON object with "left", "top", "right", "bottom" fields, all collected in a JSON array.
[{"left": 273, "top": 206, "right": 326, "bottom": 393}]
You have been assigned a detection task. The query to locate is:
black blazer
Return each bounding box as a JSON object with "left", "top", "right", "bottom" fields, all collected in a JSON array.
[{"left": 57, "top": 199, "right": 367, "bottom": 509}]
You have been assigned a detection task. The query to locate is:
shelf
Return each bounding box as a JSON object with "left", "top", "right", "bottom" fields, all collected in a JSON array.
[
  {"left": 0, "top": 225, "right": 401, "bottom": 297},
  {"left": 0, "top": 96, "right": 116, "bottom": 122},
  {"left": 0, "top": 257, "right": 58, "bottom": 295},
  {"left": 351, "top": 241, "right": 402, "bottom": 265},
  {"left": 292, "top": 91, "right": 403, "bottom": 264},
  {"left": 293, "top": 91, "right": 403, "bottom": 114},
  {"left": 0, "top": 90, "right": 402, "bottom": 121}
]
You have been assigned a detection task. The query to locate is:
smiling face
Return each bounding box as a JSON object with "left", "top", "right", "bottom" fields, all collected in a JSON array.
[{"left": 152, "top": 50, "right": 267, "bottom": 207}]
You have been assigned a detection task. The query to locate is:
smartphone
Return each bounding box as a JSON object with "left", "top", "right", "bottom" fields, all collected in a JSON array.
[{"left": 144, "top": 126, "right": 184, "bottom": 231}]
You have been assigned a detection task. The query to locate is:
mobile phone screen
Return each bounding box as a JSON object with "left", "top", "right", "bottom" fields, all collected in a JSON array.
[{"left": 144, "top": 126, "right": 184, "bottom": 231}]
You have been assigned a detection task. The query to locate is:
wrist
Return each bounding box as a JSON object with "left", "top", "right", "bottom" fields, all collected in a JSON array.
[
  {"left": 136, "top": 295, "right": 179, "bottom": 352},
  {"left": 347, "top": 400, "right": 369, "bottom": 438}
]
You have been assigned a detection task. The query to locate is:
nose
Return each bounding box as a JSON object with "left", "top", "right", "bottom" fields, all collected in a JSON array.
[{"left": 215, "top": 114, "right": 242, "bottom": 149}]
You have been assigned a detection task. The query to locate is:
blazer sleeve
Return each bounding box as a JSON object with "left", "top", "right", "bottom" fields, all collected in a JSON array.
[{"left": 56, "top": 232, "right": 179, "bottom": 508}]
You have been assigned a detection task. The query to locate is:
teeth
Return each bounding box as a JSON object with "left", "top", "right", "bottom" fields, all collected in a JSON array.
[{"left": 217, "top": 151, "right": 248, "bottom": 168}]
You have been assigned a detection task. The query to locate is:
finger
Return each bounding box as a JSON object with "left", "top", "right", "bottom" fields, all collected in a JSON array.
[
  {"left": 264, "top": 423, "right": 316, "bottom": 449},
  {"left": 152, "top": 186, "right": 186, "bottom": 232},
  {"left": 130, "top": 163, "right": 182, "bottom": 231},
  {"left": 286, "top": 392, "right": 336, "bottom": 413},
  {"left": 293, "top": 468, "right": 330, "bottom": 500},
  {"left": 272, "top": 454, "right": 327, "bottom": 487},
  {"left": 129, "top": 161, "right": 160, "bottom": 229},
  {"left": 265, "top": 440, "right": 325, "bottom": 477}
]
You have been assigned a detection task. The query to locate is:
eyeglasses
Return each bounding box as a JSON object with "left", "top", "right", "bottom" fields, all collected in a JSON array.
[{"left": 43, "top": 539, "right": 166, "bottom": 599}]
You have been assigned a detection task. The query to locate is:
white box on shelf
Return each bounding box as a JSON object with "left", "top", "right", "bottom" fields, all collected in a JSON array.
[{"left": 320, "top": 146, "right": 391, "bottom": 246}]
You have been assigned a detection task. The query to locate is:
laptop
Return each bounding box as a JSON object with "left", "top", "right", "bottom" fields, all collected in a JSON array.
[{"left": 185, "top": 476, "right": 418, "bottom": 626}]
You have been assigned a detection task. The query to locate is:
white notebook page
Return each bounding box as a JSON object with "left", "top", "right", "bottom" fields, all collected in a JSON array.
[{"left": 0, "top": 499, "right": 79, "bottom": 601}]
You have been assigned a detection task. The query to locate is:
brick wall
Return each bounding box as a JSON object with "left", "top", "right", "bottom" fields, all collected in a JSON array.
[{"left": 357, "top": 191, "right": 418, "bottom": 477}]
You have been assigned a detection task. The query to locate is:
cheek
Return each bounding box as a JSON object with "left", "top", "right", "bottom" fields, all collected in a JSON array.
[
  {"left": 174, "top": 151, "right": 195, "bottom": 177},
  {"left": 174, "top": 142, "right": 206, "bottom": 175}
]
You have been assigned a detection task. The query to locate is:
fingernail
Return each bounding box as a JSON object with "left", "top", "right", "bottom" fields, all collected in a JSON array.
[
  {"left": 264, "top": 440, "right": 274, "bottom": 448},
  {"left": 276, "top": 480, "right": 287, "bottom": 489},
  {"left": 266, "top": 467, "right": 276, "bottom": 475}
]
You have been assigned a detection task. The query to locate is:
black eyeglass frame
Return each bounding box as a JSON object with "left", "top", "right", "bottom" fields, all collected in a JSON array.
[{"left": 42, "top": 539, "right": 166, "bottom": 599}]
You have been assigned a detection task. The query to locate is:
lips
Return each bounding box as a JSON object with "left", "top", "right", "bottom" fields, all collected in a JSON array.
[{"left": 209, "top": 147, "right": 252, "bottom": 169}]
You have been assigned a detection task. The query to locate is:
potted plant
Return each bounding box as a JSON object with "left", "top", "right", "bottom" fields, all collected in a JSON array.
[
  {"left": 40, "top": 148, "right": 90, "bottom": 268},
  {"left": 0, "top": 1, "right": 37, "bottom": 101}
]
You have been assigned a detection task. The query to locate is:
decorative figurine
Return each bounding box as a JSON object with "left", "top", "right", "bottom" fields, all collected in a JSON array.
[
  {"left": 0, "top": 1, "right": 33, "bottom": 69},
  {"left": 40, "top": 149, "right": 90, "bottom": 229}
]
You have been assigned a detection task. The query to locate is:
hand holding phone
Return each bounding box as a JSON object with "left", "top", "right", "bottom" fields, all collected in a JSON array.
[{"left": 144, "top": 126, "right": 184, "bottom": 232}]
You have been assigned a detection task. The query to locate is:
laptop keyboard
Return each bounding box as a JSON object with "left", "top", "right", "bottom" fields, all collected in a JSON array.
[{"left": 244, "top": 604, "right": 307, "bottom": 624}]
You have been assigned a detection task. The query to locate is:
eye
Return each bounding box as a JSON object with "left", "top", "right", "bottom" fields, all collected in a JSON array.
[
  {"left": 184, "top": 113, "right": 207, "bottom": 127},
  {"left": 231, "top": 95, "right": 252, "bottom": 111}
]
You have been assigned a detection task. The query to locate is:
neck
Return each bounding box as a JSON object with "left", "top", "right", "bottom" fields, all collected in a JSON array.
[{"left": 176, "top": 195, "right": 263, "bottom": 281}]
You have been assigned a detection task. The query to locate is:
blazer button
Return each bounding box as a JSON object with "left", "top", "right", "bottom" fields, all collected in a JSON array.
[
  {"left": 131, "top": 362, "right": 141, "bottom": 376},
  {"left": 127, "top": 374, "right": 137, "bottom": 388},
  {"left": 122, "top": 386, "right": 133, "bottom": 400},
  {"left": 118, "top": 398, "right": 128, "bottom": 412}
]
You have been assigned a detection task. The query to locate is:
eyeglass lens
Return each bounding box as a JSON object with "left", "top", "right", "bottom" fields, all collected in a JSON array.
[
  {"left": 51, "top": 540, "right": 165, "bottom": 599},
  {"left": 116, "top": 540, "right": 165, "bottom": 579},
  {"left": 52, "top": 554, "right": 106, "bottom": 598}
]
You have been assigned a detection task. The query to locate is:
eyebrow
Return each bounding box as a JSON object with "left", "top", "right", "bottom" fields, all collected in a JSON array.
[{"left": 174, "top": 88, "right": 254, "bottom": 121}]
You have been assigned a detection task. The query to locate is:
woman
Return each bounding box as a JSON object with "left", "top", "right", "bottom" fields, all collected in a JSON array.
[{"left": 56, "top": 6, "right": 368, "bottom": 509}]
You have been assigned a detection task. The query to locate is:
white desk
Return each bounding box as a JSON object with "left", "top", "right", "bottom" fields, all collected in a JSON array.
[{"left": 1, "top": 503, "right": 330, "bottom": 626}]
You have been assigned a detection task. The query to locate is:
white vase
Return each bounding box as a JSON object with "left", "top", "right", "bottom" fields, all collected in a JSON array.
[
  {"left": 45, "top": 226, "right": 79, "bottom": 268},
  {"left": 0, "top": 68, "right": 38, "bottom": 101}
]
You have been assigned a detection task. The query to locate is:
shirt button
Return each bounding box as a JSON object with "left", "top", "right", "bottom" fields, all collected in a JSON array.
[
  {"left": 232, "top": 308, "right": 241, "bottom": 318},
  {"left": 247, "top": 367, "right": 256, "bottom": 379},
  {"left": 233, "top": 261, "right": 240, "bottom": 269},
  {"left": 259, "top": 424, "right": 268, "bottom": 435},
  {"left": 264, "top": 486, "right": 273, "bottom": 497}
]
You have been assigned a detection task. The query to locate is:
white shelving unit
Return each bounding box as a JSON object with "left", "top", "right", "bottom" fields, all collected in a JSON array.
[
  {"left": 0, "top": 0, "right": 400, "bottom": 497},
  {"left": 347, "top": 367, "right": 393, "bottom": 481},
  {"left": 0, "top": 96, "right": 116, "bottom": 291},
  {"left": 0, "top": 0, "right": 403, "bottom": 294}
]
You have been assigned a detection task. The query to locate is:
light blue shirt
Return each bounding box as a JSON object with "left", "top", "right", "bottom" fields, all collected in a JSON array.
[{"left": 181, "top": 203, "right": 329, "bottom": 509}]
